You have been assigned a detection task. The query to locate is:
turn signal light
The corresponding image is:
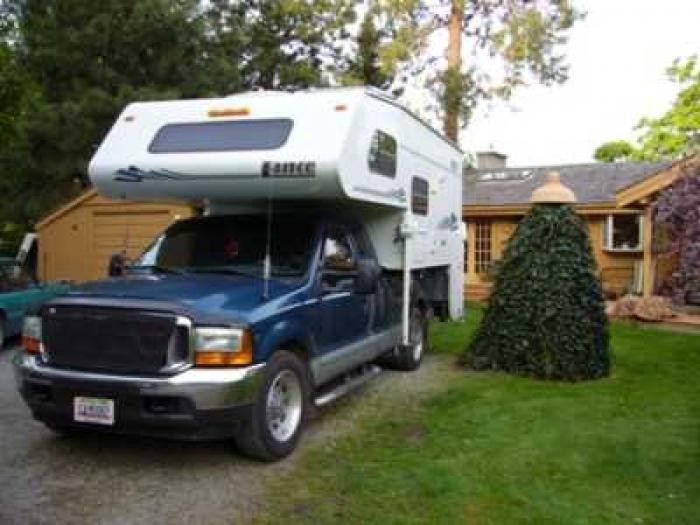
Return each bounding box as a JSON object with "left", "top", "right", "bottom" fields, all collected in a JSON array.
[
  {"left": 22, "top": 336, "right": 41, "bottom": 355},
  {"left": 194, "top": 329, "right": 253, "bottom": 367}
]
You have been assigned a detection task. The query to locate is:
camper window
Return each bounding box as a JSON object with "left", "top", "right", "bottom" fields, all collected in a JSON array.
[
  {"left": 412, "top": 177, "right": 429, "bottom": 215},
  {"left": 148, "top": 119, "right": 293, "bottom": 153},
  {"left": 368, "top": 130, "right": 397, "bottom": 177}
]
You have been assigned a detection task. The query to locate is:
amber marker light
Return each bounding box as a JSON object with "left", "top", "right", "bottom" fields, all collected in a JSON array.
[
  {"left": 207, "top": 107, "right": 251, "bottom": 118},
  {"left": 194, "top": 327, "right": 253, "bottom": 367},
  {"left": 22, "top": 315, "right": 42, "bottom": 355},
  {"left": 334, "top": 104, "right": 348, "bottom": 112}
]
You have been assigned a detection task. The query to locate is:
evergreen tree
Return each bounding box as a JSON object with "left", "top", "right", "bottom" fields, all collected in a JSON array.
[
  {"left": 463, "top": 203, "right": 610, "bottom": 381},
  {"left": 343, "top": 11, "right": 388, "bottom": 87},
  {"left": 207, "top": 0, "right": 355, "bottom": 90}
]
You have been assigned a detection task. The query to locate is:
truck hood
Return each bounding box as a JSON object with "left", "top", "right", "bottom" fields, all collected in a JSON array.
[{"left": 64, "top": 273, "right": 298, "bottom": 324}]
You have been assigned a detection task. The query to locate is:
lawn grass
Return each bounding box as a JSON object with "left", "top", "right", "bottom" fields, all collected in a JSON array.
[{"left": 258, "top": 305, "right": 700, "bottom": 524}]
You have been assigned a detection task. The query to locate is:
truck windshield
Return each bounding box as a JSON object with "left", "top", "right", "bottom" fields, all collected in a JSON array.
[{"left": 135, "top": 215, "right": 316, "bottom": 279}]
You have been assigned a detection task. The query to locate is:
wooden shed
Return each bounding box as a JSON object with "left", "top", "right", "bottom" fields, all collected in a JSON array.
[{"left": 36, "top": 189, "right": 195, "bottom": 283}]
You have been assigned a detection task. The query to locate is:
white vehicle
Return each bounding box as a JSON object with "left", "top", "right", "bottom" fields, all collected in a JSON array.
[{"left": 16, "top": 87, "right": 465, "bottom": 460}]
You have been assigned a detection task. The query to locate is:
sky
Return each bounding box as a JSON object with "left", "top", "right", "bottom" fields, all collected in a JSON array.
[{"left": 454, "top": 0, "right": 700, "bottom": 167}]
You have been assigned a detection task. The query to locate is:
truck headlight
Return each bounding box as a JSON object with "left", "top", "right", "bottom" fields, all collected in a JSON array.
[
  {"left": 22, "top": 315, "right": 42, "bottom": 355},
  {"left": 193, "top": 327, "right": 253, "bottom": 366}
]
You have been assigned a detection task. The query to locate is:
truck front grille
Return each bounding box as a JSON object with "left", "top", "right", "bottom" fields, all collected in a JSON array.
[{"left": 42, "top": 306, "right": 189, "bottom": 375}]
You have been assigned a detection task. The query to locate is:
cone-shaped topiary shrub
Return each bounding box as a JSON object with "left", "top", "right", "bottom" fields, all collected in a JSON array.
[{"left": 462, "top": 204, "right": 610, "bottom": 380}]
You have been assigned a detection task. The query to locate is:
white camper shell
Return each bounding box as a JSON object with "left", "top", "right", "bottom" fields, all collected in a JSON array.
[{"left": 89, "top": 87, "right": 465, "bottom": 322}]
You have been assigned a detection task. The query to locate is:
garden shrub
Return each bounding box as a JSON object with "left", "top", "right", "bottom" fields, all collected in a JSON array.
[{"left": 462, "top": 204, "right": 610, "bottom": 380}]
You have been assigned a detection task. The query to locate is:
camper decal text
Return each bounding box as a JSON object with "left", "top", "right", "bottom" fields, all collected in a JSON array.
[
  {"left": 261, "top": 161, "right": 316, "bottom": 178},
  {"left": 113, "top": 166, "right": 257, "bottom": 182}
]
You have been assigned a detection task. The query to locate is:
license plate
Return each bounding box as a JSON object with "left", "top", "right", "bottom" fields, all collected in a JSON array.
[{"left": 73, "top": 397, "right": 115, "bottom": 426}]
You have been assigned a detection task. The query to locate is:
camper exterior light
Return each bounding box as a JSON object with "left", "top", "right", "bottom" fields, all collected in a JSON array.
[
  {"left": 22, "top": 315, "right": 42, "bottom": 355},
  {"left": 207, "top": 107, "right": 250, "bottom": 117}
]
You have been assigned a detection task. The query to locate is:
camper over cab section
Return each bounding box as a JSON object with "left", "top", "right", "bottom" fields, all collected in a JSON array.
[{"left": 15, "top": 87, "right": 465, "bottom": 461}]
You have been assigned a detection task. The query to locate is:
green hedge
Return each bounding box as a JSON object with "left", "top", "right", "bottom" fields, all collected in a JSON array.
[{"left": 462, "top": 204, "right": 610, "bottom": 380}]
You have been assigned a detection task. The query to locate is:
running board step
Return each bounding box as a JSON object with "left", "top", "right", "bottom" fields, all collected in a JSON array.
[{"left": 314, "top": 365, "right": 381, "bottom": 407}]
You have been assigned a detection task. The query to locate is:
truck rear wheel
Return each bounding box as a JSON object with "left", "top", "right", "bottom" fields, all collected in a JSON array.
[
  {"left": 235, "top": 350, "right": 310, "bottom": 461},
  {"left": 383, "top": 307, "right": 427, "bottom": 371}
]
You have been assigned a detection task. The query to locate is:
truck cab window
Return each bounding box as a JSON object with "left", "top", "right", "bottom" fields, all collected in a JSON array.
[
  {"left": 368, "top": 130, "right": 397, "bottom": 178},
  {"left": 135, "top": 215, "right": 315, "bottom": 279},
  {"left": 323, "top": 232, "right": 356, "bottom": 272}
]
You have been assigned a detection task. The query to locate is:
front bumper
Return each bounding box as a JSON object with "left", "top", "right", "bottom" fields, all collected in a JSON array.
[{"left": 13, "top": 352, "right": 265, "bottom": 441}]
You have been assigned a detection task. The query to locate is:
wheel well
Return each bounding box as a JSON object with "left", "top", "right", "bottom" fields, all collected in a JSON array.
[{"left": 276, "top": 340, "right": 310, "bottom": 363}]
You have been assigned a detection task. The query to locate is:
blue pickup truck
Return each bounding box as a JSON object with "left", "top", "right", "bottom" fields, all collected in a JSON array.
[
  {"left": 14, "top": 87, "right": 465, "bottom": 461},
  {"left": 14, "top": 213, "right": 429, "bottom": 460}
]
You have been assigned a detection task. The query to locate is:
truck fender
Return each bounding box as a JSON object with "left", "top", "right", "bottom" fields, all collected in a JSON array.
[{"left": 255, "top": 318, "right": 315, "bottom": 364}]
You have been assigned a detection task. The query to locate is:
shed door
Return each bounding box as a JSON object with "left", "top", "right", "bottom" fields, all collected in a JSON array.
[{"left": 92, "top": 210, "right": 173, "bottom": 280}]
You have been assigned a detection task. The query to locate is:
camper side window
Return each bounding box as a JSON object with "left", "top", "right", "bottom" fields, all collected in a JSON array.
[
  {"left": 368, "top": 130, "right": 397, "bottom": 178},
  {"left": 412, "top": 177, "right": 429, "bottom": 215}
]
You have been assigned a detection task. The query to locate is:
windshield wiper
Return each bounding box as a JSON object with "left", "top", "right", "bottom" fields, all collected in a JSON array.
[{"left": 128, "top": 264, "right": 187, "bottom": 276}]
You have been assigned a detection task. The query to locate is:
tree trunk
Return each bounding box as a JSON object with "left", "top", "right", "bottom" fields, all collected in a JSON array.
[{"left": 444, "top": 0, "right": 464, "bottom": 142}]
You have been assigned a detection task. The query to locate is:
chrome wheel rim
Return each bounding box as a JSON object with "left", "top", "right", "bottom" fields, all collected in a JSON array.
[
  {"left": 411, "top": 316, "right": 424, "bottom": 362},
  {"left": 266, "top": 369, "right": 303, "bottom": 442}
]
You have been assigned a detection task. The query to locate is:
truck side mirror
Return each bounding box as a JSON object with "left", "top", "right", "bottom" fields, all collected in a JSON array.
[{"left": 354, "top": 258, "right": 381, "bottom": 295}]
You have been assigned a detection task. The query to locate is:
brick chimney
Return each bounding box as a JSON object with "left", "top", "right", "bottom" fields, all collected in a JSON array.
[{"left": 476, "top": 151, "right": 507, "bottom": 170}]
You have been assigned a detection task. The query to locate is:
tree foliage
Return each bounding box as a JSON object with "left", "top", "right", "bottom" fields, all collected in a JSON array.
[
  {"left": 594, "top": 55, "right": 700, "bottom": 162},
  {"left": 463, "top": 204, "right": 610, "bottom": 380},
  {"left": 208, "top": 0, "right": 354, "bottom": 90},
  {"left": 654, "top": 160, "right": 700, "bottom": 303},
  {"left": 341, "top": 10, "right": 389, "bottom": 87},
  {"left": 443, "top": 0, "right": 581, "bottom": 136},
  {"left": 369, "top": 1, "right": 582, "bottom": 138},
  {"left": 593, "top": 140, "right": 636, "bottom": 163}
]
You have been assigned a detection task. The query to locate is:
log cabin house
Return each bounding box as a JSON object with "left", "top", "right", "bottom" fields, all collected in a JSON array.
[{"left": 463, "top": 152, "right": 698, "bottom": 301}]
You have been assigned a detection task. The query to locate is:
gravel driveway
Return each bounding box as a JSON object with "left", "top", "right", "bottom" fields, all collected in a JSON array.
[{"left": 0, "top": 343, "right": 456, "bottom": 525}]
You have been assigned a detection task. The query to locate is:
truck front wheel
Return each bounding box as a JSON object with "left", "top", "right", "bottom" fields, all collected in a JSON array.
[{"left": 235, "top": 351, "right": 310, "bottom": 461}]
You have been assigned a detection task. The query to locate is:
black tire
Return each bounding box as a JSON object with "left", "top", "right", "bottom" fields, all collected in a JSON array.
[
  {"left": 383, "top": 306, "right": 428, "bottom": 371},
  {"left": 0, "top": 319, "right": 4, "bottom": 351},
  {"left": 235, "top": 351, "right": 310, "bottom": 462}
]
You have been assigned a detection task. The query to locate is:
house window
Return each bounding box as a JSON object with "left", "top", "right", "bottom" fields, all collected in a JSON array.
[
  {"left": 603, "top": 214, "right": 643, "bottom": 251},
  {"left": 475, "top": 220, "right": 492, "bottom": 274},
  {"left": 411, "top": 177, "right": 429, "bottom": 215},
  {"left": 368, "top": 130, "right": 397, "bottom": 177}
]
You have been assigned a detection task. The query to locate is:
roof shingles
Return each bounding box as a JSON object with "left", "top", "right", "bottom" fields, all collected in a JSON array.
[{"left": 463, "top": 161, "right": 672, "bottom": 206}]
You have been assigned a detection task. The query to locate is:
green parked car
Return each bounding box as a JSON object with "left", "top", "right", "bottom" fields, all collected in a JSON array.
[{"left": 0, "top": 258, "right": 70, "bottom": 348}]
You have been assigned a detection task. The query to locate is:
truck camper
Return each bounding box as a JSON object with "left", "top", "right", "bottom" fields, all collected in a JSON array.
[{"left": 15, "top": 87, "right": 465, "bottom": 460}]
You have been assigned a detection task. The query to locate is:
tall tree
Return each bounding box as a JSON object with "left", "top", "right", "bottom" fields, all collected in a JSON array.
[
  {"left": 594, "top": 55, "right": 700, "bottom": 162},
  {"left": 443, "top": 1, "right": 581, "bottom": 141},
  {"left": 368, "top": 1, "right": 581, "bottom": 141},
  {"left": 342, "top": 10, "right": 389, "bottom": 87},
  {"left": 207, "top": 0, "right": 355, "bottom": 90}
]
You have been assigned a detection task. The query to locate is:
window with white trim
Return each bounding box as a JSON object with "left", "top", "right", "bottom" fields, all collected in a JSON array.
[{"left": 603, "top": 214, "right": 643, "bottom": 251}]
